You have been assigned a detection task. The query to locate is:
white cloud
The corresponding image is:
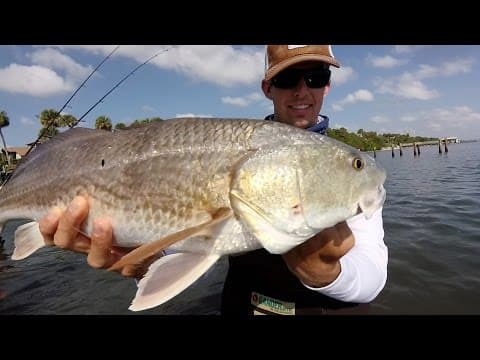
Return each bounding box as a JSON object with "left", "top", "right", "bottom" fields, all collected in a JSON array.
[
  {"left": 48, "top": 45, "right": 265, "bottom": 88},
  {"left": 175, "top": 113, "right": 213, "bottom": 118},
  {"left": 156, "top": 45, "right": 265, "bottom": 87},
  {"left": 222, "top": 96, "right": 249, "bottom": 107},
  {"left": 20, "top": 116, "right": 35, "bottom": 125},
  {"left": 400, "top": 115, "right": 416, "bottom": 122},
  {"left": 423, "top": 106, "right": 480, "bottom": 133},
  {"left": 0, "top": 47, "right": 93, "bottom": 97},
  {"left": 379, "top": 106, "right": 480, "bottom": 140},
  {"left": 374, "top": 73, "right": 439, "bottom": 100},
  {"left": 392, "top": 45, "right": 428, "bottom": 54},
  {"left": 374, "top": 57, "right": 474, "bottom": 100},
  {"left": 367, "top": 54, "right": 407, "bottom": 68},
  {"left": 29, "top": 48, "right": 92, "bottom": 82},
  {"left": 331, "top": 66, "right": 354, "bottom": 85},
  {"left": 246, "top": 92, "right": 263, "bottom": 102},
  {"left": 0, "top": 63, "right": 71, "bottom": 97},
  {"left": 332, "top": 89, "right": 374, "bottom": 111},
  {"left": 221, "top": 92, "right": 264, "bottom": 107},
  {"left": 331, "top": 103, "right": 344, "bottom": 112},
  {"left": 414, "top": 58, "right": 474, "bottom": 78},
  {"left": 46, "top": 45, "right": 120, "bottom": 55},
  {"left": 370, "top": 115, "right": 391, "bottom": 124}
]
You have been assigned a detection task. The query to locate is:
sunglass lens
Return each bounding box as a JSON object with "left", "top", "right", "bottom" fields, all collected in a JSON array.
[
  {"left": 272, "top": 71, "right": 301, "bottom": 88},
  {"left": 272, "top": 69, "right": 331, "bottom": 89},
  {"left": 305, "top": 69, "right": 331, "bottom": 88}
]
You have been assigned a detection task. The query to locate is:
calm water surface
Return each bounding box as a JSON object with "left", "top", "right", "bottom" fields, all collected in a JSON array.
[{"left": 1, "top": 141, "right": 479, "bottom": 315}]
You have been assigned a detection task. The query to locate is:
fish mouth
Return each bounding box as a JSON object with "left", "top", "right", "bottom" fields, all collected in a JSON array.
[{"left": 358, "top": 185, "right": 386, "bottom": 219}]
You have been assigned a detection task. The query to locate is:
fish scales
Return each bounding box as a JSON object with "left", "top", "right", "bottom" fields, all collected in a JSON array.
[
  {"left": 0, "top": 117, "right": 386, "bottom": 254},
  {"left": 0, "top": 117, "right": 387, "bottom": 311},
  {"left": 0, "top": 119, "right": 262, "bottom": 250}
]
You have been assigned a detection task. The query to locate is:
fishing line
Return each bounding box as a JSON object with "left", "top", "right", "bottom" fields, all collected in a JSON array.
[
  {"left": 71, "top": 46, "right": 176, "bottom": 127},
  {"left": 25, "top": 45, "right": 121, "bottom": 156},
  {"left": 2, "top": 46, "right": 121, "bottom": 186},
  {"left": 2, "top": 46, "right": 177, "bottom": 187}
]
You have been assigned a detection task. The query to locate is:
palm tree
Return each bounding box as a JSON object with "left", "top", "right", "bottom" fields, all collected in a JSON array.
[
  {"left": 38, "top": 126, "right": 59, "bottom": 141},
  {"left": 39, "top": 109, "right": 61, "bottom": 128},
  {"left": 114, "top": 122, "right": 127, "bottom": 130},
  {"left": 0, "top": 110, "right": 11, "bottom": 167},
  {"left": 36, "top": 109, "right": 79, "bottom": 143},
  {"left": 95, "top": 116, "right": 112, "bottom": 131},
  {"left": 59, "top": 114, "right": 78, "bottom": 128}
]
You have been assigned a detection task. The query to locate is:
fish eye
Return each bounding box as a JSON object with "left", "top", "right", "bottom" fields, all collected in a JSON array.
[{"left": 352, "top": 157, "right": 363, "bottom": 170}]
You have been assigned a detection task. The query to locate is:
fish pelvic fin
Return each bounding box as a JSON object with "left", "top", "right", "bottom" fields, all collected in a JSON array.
[
  {"left": 11, "top": 222, "right": 46, "bottom": 260},
  {"left": 108, "top": 207, "right": 232, "bottom": 272},
  {"left": 129, "top": 253, "right": 220, "bottom": 311}
]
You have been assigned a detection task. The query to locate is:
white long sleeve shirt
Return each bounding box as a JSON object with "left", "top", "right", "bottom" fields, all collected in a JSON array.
[{"left": 302, "top": 207, "right": 388, "bottom": 303}]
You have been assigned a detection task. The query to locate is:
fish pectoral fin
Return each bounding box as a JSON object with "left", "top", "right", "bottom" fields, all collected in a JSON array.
[
  {"left": 129, "top": 252, "right": 220, "bottom": 311},
  {"left": 230, "top": 192, "right": 308, "bottom": 254},
  {"left": 108, "top": 207, "right": 232, "bottom": 272},
  {"left": 11, "top": 221, "right": 47, "bottom": 260}
]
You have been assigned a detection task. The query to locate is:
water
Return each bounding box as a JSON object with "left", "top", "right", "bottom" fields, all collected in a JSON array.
[
  {"left": 370, "top": 141, "right": 480, "bottom": 314},
  {"left": 1, "top": 142, "right": 479, "bottom": 315}
]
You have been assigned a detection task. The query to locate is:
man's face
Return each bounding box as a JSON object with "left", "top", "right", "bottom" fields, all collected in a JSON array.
[{"left": 262, "top": 61, "right": 331, "bottom": 129}]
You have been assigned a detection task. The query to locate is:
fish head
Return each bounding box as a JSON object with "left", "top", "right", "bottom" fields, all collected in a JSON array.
[
  {"left": 230, "top": 138, "right": 386, "bottom": 254},
  {"left": 297, "top": 139, "right": 386, "bottom": 230}
]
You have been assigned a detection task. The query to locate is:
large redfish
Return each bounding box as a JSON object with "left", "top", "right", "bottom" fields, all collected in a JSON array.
[{"left": 0, "top": 118, "right": 386, "bottom": 311}]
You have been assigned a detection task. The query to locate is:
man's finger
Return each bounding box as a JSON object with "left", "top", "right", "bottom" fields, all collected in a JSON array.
[
  {"left": 87, "top": 218, "right": 115, "bottom": 269},
  {"left": 54, "top": 196, "right": 89, "bottom": 250},
  {"left": 120, "top": 253, "right": 163, "bottom": 279},
  {"left": 38, "top": 206, "right": 63, "bottom": 245}
]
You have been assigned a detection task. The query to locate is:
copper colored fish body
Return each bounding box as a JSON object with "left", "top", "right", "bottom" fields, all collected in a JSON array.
[{"left": 0, "top": 118, "right": 386, "bottom": 311}]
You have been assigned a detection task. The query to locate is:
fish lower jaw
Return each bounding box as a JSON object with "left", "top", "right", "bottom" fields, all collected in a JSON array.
[{"left": 358, "top": 185, "right": 386, "bottom": 218}]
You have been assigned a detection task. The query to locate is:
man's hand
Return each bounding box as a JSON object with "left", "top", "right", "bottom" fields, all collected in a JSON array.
[
  {"left": 38, "top": 195, "right": 157, "bottom": 279},
  {"left": 282, "top": 221, "right": 354, "bottom": 288}
]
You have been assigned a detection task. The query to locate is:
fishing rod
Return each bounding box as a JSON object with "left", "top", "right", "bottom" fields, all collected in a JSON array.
[
  {"left": 26, "top": 45, "right": 121, "bottom": 155},
  {"left": 25, "top": 46, "right": 174, "bottom": 154},
  {"left": 1, "top": 46, "right": 121, "bottom": 187},
  {"left": 71, "top": 45, "right": 176, "bottom": 127},
  {"left": 58, "top": 45, "right": 120, "bottom": 116}
]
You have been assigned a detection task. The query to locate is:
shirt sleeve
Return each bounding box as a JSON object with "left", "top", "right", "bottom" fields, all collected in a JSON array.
[{"left": 301, "top": 207, "right": 388, "bottom": 303}]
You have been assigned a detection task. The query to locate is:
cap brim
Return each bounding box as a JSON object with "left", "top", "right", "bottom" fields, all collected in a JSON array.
[{"left": 265, "top": 54, "right": 340, "bottom": 81}]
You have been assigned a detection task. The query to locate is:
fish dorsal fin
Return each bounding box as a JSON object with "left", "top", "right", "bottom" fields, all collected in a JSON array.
[
  {"left": 11, "top": 221, "right": 46, "bottom": 260},
  {"left": 129, "top": 253, "right": 220, "bottom": 311},
  {"left": 12, "top": 128, "right": 105, "bottom": 179},
  {"left": 108, "top": 207, "right": 232, "bottom": 272}
]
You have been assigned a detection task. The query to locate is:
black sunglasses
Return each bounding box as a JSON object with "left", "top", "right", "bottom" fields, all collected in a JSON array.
[{"left": 270, "top": 68, "right": 331, "bottom": 89}]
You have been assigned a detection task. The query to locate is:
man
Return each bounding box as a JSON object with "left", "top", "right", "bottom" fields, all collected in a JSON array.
[
  {"left": 39, "top": 45, "right": 388, "bottom": 315},
  {"left": 221, "top": 45, "right": 387, "bottom": 315}
]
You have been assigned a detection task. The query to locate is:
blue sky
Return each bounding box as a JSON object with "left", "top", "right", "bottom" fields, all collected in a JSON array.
[{"left": 0, "top": 45, "right": 479, "bottom": 147}]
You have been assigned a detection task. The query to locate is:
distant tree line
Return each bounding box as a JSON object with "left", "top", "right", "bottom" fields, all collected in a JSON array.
[
  {"left": 327, "top": 127, "right": 437, "bottom": 151},
  {"left": 113, "top": 117, "right": 163, "bottom": 130},
  {"left": 35, "top": 109, "right": 164, "bottom": 141},
  {"left": 0, "top": 108, "right": 438, "bottom": 153}
]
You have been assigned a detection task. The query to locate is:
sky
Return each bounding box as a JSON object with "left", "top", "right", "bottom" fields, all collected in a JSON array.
[{"left": 0, "top": 45, "right": 479, "bottom": 147}]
